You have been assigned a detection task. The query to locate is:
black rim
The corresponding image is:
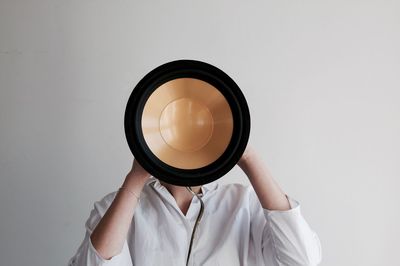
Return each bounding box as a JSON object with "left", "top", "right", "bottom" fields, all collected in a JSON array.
[{"left": 124, "top": 60, "right": 250, "bottom": 186}]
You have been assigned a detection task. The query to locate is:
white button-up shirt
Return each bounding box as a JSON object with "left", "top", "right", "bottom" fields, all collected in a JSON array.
[{"left": 69, "top": 177, "right": 322, "bottom": 266}]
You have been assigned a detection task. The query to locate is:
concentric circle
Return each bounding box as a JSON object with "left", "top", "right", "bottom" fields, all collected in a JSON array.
[{"left": 159, "top": 97, "right": 215, "bottom": 153}]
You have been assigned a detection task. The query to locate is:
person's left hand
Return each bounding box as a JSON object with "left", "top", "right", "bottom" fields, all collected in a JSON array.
[{"left": 238, "top": 144, "right": 256, "bottom": 167}]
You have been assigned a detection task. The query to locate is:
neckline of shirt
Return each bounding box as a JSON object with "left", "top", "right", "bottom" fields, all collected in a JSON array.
[{"left": 145, "top": 176, "right": 219, "bottom": 196}]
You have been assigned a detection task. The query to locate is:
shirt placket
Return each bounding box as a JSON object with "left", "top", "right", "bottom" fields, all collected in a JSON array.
[
  {"left": 185, "top": 196, "right": 203, "bottom": 266},
  {"left": 150, "top": 183, "right": 204, "bottom": 266}
]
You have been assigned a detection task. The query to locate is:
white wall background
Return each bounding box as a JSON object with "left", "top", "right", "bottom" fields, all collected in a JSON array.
[{"left": 1, "top": 1, "right": 399, "bottom": 265}]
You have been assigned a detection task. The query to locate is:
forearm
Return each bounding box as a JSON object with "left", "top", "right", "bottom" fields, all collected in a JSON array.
[
  {"left": 238, "top": 150, "right": 290, "bottom": 211},
  {"left": 90, "top": 171, "right": 148, "bottom": 260}
]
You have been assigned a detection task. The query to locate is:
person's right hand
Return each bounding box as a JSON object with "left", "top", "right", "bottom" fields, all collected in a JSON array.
[{"left": 128, "top": 159, "right": 151, "bottom": 180}]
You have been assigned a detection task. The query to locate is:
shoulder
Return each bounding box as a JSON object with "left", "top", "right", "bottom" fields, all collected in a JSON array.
[
  {"left": 209, "top": 182, "right": 259, "bottom": 209},
  {"left": 92, "top": 190, "right": 119, "bottom": 217},
  {"left": 82, "top": 190, "right": 118, "bottom": 232},
  {"left": 216, "top": 182, "right": 257, "bottom": 198}
]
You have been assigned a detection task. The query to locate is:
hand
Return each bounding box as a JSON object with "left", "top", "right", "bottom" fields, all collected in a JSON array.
[
  {"left": 238, "top": 144, "right": 256, "bottom": 167},
  {"left": 127, "top": 158, "right": 151, "bottom": 180}
]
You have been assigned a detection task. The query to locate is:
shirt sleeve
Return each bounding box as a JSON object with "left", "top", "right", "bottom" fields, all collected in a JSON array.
[
  {"left": 250, "top": 191, "right": 322, "bottom": 266},
  {"left": 68, "top": 192, "right": 133, "bottom": 266}
]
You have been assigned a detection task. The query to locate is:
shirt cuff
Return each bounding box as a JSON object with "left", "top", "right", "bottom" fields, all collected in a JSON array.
[
  {"left": 262, "top": 195, "right": 301, "bottom": 219},
  {"left": 261, "top": 195, "right": 322, "bottom": 265}
]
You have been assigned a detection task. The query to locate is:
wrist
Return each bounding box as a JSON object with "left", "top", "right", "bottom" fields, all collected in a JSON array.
[
  {"left": 238, "top": 152, "right": 255, "bottom": 169},
  {"left": 128, "top": 170, "right": 150, "bottom": 180},
  {"left": 238, "top": 145, "right": 258, "bottom": 167},
  {"left": 123, "top": 171, "right": 149, "bottom": 189},
  {"left": 238, "top": 153, "right": 262, "bottom": 181}
]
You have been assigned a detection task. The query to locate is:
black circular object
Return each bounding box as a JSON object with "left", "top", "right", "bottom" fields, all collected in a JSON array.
[{"left": 124, "top": 59, "right": 250, "bottom": 186}]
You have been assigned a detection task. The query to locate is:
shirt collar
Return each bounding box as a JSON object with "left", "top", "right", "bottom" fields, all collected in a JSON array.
[{"left": 146, "top": 176, "right": 219, "bottom": 196}]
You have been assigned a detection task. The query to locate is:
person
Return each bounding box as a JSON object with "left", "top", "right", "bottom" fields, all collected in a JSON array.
[{"left": 68, "top": 145, "right": 322, "bottom": 266}]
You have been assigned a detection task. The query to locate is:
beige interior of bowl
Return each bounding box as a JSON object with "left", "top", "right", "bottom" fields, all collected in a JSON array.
[{"left": 141, "top": 78, "right": 234, "bottom": 169}]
